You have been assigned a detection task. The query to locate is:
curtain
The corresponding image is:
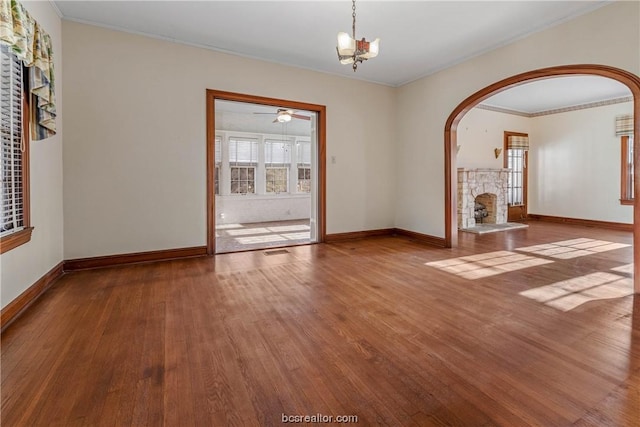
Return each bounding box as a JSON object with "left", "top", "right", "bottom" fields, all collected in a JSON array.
[
  {"left": 616, "top": 114, "right": 634, "bottom": 137},
  {"left": 507, "top": 135, "right": 529, "bottom": 150},
  {"left": 0, "top": 0, "right": 56, "bottom": 140}
]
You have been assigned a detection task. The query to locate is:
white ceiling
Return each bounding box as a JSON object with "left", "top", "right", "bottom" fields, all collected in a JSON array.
[
  {"left": 55, "top": 1, "right": 609, "bottom": 87},
  {"left": 215, "top": 100, "right": 313, "bottom": 136},
  {"left": 480, "top": 76, "right": 632, "bottom": 114}
]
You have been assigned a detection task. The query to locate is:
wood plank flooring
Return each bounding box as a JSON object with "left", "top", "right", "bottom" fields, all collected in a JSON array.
[{"left": 2, "top": 222, "right": 639, "bottom": 426}]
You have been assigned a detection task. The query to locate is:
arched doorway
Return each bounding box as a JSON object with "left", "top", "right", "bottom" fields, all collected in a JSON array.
[{"left": 444, "top": 65, "right": 640, "bottom": 293}]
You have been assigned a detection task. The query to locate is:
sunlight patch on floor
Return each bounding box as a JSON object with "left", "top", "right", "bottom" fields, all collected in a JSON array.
[
  {"left": 519, "top": 272, "right": 633, "bottom": 311},
  {"left": 235, "top": 235, "right": 288, "bottom": 245},
  {"left": 425, "top": 251, "right": 553, "bottom": 279},
  {"left": 225, "top": 227, "right": 271, "bottom": 236},
  {"left": 611, "top": 263, "right": 634, "bottom": 274},
  {"left": 216, "top": 223, "right": 245, "bottom": 230},
  {"left": 515, "top": 238, "right": 630, "bottom": 259},
  {"left": 282, "top": 232, "right": 311, "bottom": 240},
  {"left": 268, "top": 225, "right": 310, "bottom": 232}
]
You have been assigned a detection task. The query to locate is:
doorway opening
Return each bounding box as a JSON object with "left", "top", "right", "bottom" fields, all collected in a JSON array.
[
  {"left": 444, "top": 65, "right": 640, "bottom": 293},
  {"left": 206, "top": 90, "right": 326, "bottom": 254}
]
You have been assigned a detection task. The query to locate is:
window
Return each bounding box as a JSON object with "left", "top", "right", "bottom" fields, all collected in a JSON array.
[
  {"left": 229, "top": 137, "right": 258, "bottom": 194},
  {"left": 265, "top": 140, "right": 291, "bottom": 193},
  {"left": 214, "top": 136, "right": 221, "bottom": 195},
  {"left": 296, "top": 141, "right": 311, "bottom": 193},
  {"left": 621, "top": 135, "right": 634, "bottom": 204},
  {"left": 297, "top": 167, "right": 311, "bottom": 193},
  {"left": 506, "top": 148, "right": 525, "bottom": 205},
  {"left": 504, "top": 133, "right": 529, "bottom": 207},
  {"left": 1, "top": 44, "right": 31, "bottom": 254},
  {"left": 230, "top": 166, "right": 255, "bottom": 194},
  {"left": 266, "top": 167, "right": 288, "bottom": 193}
]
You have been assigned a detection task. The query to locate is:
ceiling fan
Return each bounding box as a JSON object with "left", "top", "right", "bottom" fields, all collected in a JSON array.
[{"left": 253, "top": 108, "right": 311, "bottom": 123}]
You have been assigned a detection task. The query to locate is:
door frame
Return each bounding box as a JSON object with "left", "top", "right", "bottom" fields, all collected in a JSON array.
[
  {"left": 503, "top": 130, "right": 529, "bottom": 221},
  {"left": 444, "top": 64, "right": 640, "bottom": 293},
  {"left": 206, "top": 89, "right": 327, "bottom": 255}
]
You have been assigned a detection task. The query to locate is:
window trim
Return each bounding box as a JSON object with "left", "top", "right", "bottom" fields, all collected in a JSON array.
[
  {"left": 229, "top": 165, "right": 256, "bottom": 194},
  {"left": 297, "top": 165, "right": 311, "bottom": 193},
  {"left": 0, "top": 52, "right": 31, "bottom": 254},
  {"left": 620, "top": 135, "right": 634, "bottom": 205}
]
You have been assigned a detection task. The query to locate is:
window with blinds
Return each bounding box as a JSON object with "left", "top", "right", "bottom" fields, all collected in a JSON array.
[
  {"left": 296, "top": 141, "right": 311, "bottom": 193},
  {"left": 1, "top": 44, "right": 26, "bottom": 237},
  {"left": 229, "top": 137, "right": 258, "bottom": 194},
  {"left": 214, "top": 136, "right": 221, "bottom": 195},
  {"left": 507, "top": 149, "right": 525, "bottom": 205},
  {"left": 265, "top": 140, "right": 291, "bottom": 193},
  {"left": 505, "top": 135, "right": 529, "bottom": 206}
]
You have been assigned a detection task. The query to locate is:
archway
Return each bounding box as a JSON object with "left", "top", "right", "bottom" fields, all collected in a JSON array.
[{"left": 444, "top": 65, "right": 640, "bottom": 293}]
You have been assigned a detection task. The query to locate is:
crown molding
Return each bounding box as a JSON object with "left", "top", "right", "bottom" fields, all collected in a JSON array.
[
  {"left": 48, "top": 0, "right": 63, "bottom": 18},
  {"left": 478, "top": 95, "right": 633, "bottom": 118}
]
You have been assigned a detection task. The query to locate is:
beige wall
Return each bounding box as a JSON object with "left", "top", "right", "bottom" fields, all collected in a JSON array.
[
  {"left": 456, "top": 108, "right": 531, "bottom": 170},
  {"left": 0, "top": 1, "right": 64, "bottom": 309},
  {"left": 62, "top": 21, "right": 397, "bottom": 259},
  {"left": 395, "top": 1, "right": 640, "bottom": 237},
  {"left": 529, "top": 101, "right": 633, "bottom": 223}
]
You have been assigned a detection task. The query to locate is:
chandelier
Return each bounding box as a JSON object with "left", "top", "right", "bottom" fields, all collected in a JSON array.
[{"left": 336, "top": 0, "right": 379, "bottom": 71}]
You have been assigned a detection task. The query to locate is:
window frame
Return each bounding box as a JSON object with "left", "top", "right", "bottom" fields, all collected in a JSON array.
[
  {"left": 505, "top": 147, "right": 526, "bottom": 206},
  {"left": 264, "top": 139, "right": 292, "bottom": 194},
  {"left": 230, "top": 165, "right": 256, "bottom": 194},
  {"left": 265, "top": 166, "right": 289, "bottom": 194},
  {"left": 0, "top": 46, "right": 32, "bottom": 254},
  {"left": 214, "top": 136, "right": 221, "bottom": 195},
  {"left": 297, "top": 166, "right": 311, "bottom": 193},
  {"left": 620, "top": 135, "right": 634, "bottom": 205}
]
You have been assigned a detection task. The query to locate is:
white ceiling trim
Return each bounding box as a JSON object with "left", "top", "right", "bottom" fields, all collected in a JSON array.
[
  {"left": 47, "top": 0, "right": 63, "bottom": 18},
  {"left": 477, "top": 95, "right": 633, "bottom": 118}
]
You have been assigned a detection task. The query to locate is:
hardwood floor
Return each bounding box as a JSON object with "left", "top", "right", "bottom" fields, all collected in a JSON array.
[{"left": 2, "top": 222, "right": 639, "bottom": 426}]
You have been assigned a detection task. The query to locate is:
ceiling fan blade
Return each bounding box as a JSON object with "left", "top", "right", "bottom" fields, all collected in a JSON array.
[
  {"left": 272, "top": 118, "right": 279, "bottom": 123},
  {"left": 253, "top": 112, "right": 276, "bottom": 115},
  {"left": 291, "top": 114, "right": 311, "bottom": 121}
]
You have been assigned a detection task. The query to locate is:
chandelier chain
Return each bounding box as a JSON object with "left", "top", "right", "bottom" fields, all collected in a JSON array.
[
  {"left": 352, "top": 0, "right": 357, "bottom": 70},
  {"left": 352, "top": 0, "right": 356, "bottom": 39}
]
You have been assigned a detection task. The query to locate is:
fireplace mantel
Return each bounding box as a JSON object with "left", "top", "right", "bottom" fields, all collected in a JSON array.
[{"left": 457, "top": 168, "right": 509, "bottom": 229}]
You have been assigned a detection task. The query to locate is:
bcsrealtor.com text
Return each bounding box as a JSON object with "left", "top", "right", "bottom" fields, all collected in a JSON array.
[{"left": 282, "top": 413, "right": 358, "bottom": 423}]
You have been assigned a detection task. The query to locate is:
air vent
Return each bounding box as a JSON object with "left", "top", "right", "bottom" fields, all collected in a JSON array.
[{"left": 263, "top": 249, "right": 289, "bottom": 256}]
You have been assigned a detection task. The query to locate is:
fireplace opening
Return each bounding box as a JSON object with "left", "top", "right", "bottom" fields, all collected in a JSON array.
[{"left": 475, "top": 193, "right": 497, "bottom": 224}]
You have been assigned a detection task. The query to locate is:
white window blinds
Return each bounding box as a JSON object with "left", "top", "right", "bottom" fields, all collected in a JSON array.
[
  {"left": 296, "top": 141, "right": 311, "bottom": 164},
  {"left": 1, "top": 45, "right": 25, "bottom": 236},
  {"left": 265, "top": 140, "right": 291, "bottom": 164},
  {"left": 214, "top": 136, "right": 222, "bottom": 164},
  {"left": 229, "top": 138, "right": 258, "bottom": 164}
]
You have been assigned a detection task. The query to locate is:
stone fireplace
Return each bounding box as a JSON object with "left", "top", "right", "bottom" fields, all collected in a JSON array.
[{"left": 458, "top": 168, "right": 509, "bottom": 229}]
